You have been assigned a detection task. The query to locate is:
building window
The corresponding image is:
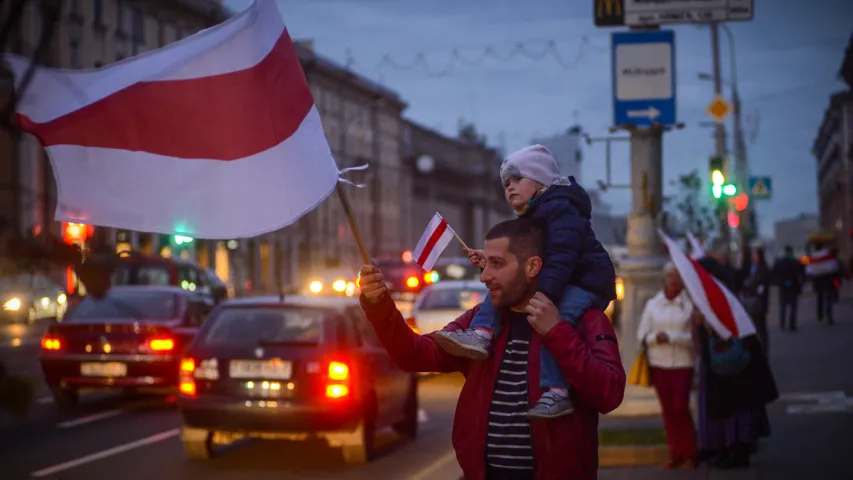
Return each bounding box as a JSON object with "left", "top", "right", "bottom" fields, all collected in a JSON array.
[
  {"left": 69, "top": 40, "right": 81, "bottom": 69},
  {"left": 93, "top": 0, "right": 103, "bottom": 26}
]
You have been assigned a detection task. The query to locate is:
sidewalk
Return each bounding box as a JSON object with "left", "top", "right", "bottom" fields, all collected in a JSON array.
[{"left": 600, "top": 293, "right": 853, "bottom": 479}]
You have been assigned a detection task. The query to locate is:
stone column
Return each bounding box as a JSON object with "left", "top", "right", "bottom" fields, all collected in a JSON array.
[{"left": 618, "top": 126, "right": 669, "bottom": 367}]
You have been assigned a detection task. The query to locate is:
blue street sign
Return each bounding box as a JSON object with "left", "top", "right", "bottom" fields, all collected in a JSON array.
[
  {"left": 748, "top": 176, "right": 772, "bottom": 200},
  {"left": 611, "top": 30, "right": 677, "bottom": 127}
]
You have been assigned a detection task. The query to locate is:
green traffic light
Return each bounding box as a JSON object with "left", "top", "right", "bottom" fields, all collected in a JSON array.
[
  {"left": 722, "top": 184, "right": 737, "bottom": 196},
  {"left": 712, "top": 184, "right": 723, "bottom": 199},
  {"left": 174, "top": 235, "right": 194, "bottom": 245}
]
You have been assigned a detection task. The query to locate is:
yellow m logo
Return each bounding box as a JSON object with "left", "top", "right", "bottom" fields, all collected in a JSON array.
[{"left": 597, "top": 0, "right": 622, "bottom": 16}]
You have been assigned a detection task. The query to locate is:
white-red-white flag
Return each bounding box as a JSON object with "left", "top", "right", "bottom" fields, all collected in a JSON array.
[
  {"left": 1, "top": 0, "right": 348, "bottom": 239},
  {"left": 660, "top": 231, "right": 757, "bottom": 340},
  {"left": 413, "top": 214, "right": 455, "bottom": 271},
  {"left": 686, "top": 232, "right": 705, "bottom": 259}
]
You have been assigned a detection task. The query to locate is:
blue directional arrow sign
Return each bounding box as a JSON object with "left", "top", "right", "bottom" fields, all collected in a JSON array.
[
  {"left": 748, "top": 176, "right": 772, "bottom": 200},
  {"left": 611, "top": 30, "right": 677, "bottom": 127}
]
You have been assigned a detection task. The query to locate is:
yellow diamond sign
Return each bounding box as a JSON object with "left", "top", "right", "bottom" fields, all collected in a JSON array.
[{"left": 706, "top": 95, "right": 732, "bottom": 123}]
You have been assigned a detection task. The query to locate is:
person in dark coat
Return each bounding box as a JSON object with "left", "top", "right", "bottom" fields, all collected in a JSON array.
[
  {"left": 695, "top": 238, "right": 778, "bottom": 469},
  {"left": 771, "top": 245, "right": 805, "bottom": 332},
  {"left": 741, "top": 246, "right": 771, "bottom": 353},
  {"left": 437, "top": 144, "right": 616, "bottom": 419}
]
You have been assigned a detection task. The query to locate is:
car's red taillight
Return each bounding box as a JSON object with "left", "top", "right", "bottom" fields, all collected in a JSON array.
[
  {"left": 179, "top": 358, "right": 196, "bottom": 397},
  {"left": 326, "top": 384, "right": 349, "bottom": 398},
  {"left": 41, "top": 336, "right": 62, "bottom": 351},
  {"left": 326, "top": 361, "right": 350, "bottom": 399},
  {"left": 148, "top": 337, "right": 175, "bottom": 352},
  {"left": 328, "top": 361, "right": 349, "bottom": 381},
  {"left": 406, "top": 276, "right": 420, "bottom": 289}
]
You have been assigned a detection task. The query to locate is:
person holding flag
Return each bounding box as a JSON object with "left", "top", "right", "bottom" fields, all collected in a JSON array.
[{"left": 433, "top": 144, "right": 616, "bottom": 419}]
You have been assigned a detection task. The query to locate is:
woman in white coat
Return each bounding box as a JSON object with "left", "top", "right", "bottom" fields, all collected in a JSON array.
[{"left": 637, "top": 262, "right": 698, "bottom": 469}]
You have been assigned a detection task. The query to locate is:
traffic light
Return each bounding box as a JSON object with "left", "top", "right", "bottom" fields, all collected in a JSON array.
[
  {"left": 174, "top": 235, "right": 194, "bottom": 245},
  {"left": 709, "top": 156, "right": 737, "bottom": 199}
]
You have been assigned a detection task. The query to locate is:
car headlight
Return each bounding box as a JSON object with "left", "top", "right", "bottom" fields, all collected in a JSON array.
[
  {"left": 332, "top": 280, "right": 347, "bottom": 292},
  {"left": 57, "top": 293, "right": 67, "bottom": 305},
  {"left": 41, "top": 297, "right": 50, "bottom": 308},
  {"left": 3, "top": 298, "right": 22, "bottom": 311},
  {"left": 308, "top": 281, "right": 323, "bottom": 294}
]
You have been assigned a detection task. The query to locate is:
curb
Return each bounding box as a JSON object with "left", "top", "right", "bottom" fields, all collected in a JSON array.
[{"left": 599, "top": 444, "right": 669, "bottom": 467}]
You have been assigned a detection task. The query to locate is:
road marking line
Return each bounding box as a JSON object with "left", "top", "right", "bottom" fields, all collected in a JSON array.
[
  {"left": 408, "top": 450, "right": 458, "bottom": 480},
  {"left": 779, "top": 391, "right": 846, "bottom": 403},
  {"left": 418, "top": 408, "right": 429, "bottom": 423},
  {"left": 56, "top": 409, "right": 124, "bottom": 428},
  {"left": 37, "top": 397, "right": 54, "bottom": 405},
  {"left": 30, "top": 428, "right": 180, "bottom": 478}
]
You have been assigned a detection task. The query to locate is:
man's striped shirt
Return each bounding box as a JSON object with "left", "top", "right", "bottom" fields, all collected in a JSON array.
[{"left": 486, "top": 312, "right": 535, "bottom": 476}]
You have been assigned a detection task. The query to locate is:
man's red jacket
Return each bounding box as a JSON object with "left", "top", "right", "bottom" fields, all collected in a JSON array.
[{"left": 360, "top": 295, "right": 626, "bottom": 480}]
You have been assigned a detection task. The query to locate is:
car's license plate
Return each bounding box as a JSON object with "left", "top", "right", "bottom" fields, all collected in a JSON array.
[
  {"left": 81, "top": 362, "right": 127, "bottom": 377},
  {"left": 229, "top": 359, "right": 292, "bottom": 380}
]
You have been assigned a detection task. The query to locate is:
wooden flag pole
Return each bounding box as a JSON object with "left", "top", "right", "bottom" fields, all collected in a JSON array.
[
  {"left": 335, "top": 183, "right": 372, "bottom": 265},
  {"left": 450, "top": 229, "right": 470, "bottom": 252}
]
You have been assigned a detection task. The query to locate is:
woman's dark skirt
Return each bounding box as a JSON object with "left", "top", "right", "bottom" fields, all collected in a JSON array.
[{"left": 697, "top": 360, "right": 771, "bottom": 452}]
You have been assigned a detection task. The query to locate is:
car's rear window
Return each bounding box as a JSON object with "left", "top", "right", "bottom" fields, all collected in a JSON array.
[
  {"left": 200, "top": 307, "right": 325, "bottom": 346},
  {"left": 419, "top": 287, "right": 487, "bottom": 310},
  {"left": 66, "top": 291, "right": 179, "bottom": 321},
  {"left": 111, "top": 263, "right": 172, "bottom": 286}
]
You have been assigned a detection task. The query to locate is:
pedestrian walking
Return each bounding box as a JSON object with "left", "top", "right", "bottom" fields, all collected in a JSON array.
[
  {"left": 806, "top": 242, "right": 838, "bottom": 325},
  {"left": 771, "top": 245, "right": 805, "bottom": 332}
]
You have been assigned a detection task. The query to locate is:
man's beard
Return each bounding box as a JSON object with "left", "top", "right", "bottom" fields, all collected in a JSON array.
[{"left": 492, "top": 268, "right": 533, "bottom": 309}]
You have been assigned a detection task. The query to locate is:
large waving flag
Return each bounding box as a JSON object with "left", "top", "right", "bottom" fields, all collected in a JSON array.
[
  {"left": 1, "top": 0, "right": 345, "bottom": 239},
  {"left": 686, "top": 232, "right": 705, "bottom": 259},
  {"left": 660, "top": 231, "right": 756, "bottom": 340}
]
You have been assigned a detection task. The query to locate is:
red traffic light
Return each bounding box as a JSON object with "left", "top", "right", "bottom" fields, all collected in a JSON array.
[
  {"left": 731, "top": 193, "right": 749, "bottom": 212},
  {"left": 727, "top": 211, "right": 741, "bottom": 228}
]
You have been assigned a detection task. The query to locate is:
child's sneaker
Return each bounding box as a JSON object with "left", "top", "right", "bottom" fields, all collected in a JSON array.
[
  {"left": 527, "top": 390, "right": 575, "bottom": 419},
  {"left": 435, "top": 330, "right": 490, "bottom": 361}
]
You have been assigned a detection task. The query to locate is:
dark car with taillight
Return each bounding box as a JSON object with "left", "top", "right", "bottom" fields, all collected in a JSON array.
[
  {"left": 40, "top": 286, "right": 213, "bottom": 408},
  {"left": 176, "top": 295, "right": 418, "bottom": 464}
]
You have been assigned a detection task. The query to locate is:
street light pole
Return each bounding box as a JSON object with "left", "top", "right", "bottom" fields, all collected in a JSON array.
[
  {"left": 710, "top": 22, "right": 731, "bottom": 249},
  {"left": 720, "top": 23, "right": 753, "bottom": 245}
]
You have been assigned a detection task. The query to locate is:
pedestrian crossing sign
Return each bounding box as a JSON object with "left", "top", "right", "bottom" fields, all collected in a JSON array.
[{"left": 748, "top": 176, "right": 772, "bottom": 200}]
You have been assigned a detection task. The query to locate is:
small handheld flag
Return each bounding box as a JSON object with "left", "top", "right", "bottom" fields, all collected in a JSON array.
[{"left": 413, "top": 213, "right": 460, "bottom": 271}]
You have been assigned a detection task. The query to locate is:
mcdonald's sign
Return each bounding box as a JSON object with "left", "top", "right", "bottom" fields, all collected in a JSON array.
[{"left": 594, "top": 0, "right": 625, "bottom": 27}]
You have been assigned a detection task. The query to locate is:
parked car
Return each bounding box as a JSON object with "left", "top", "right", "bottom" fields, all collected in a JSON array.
[
  {"left": 408, "top": 281, "right": 488, "bottom": 335},
  {"left": 1, "top": 273, "right": 68, "bottom": 324},
  {"left": 177, "top": 295, "right": 418, "bottom": 464},
  {"left": 40, "top": 286, "right": 213, "bottom": 408}
]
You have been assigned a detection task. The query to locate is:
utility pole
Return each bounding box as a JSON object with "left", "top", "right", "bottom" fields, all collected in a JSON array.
[
  {"left": 710, "top": 22, "right": 731, "bottom": 249},
  {"left": 732, "top": 86, "right": 752, "bottom": 243},
  {"left": 720, "top": 23, "right": 753, "bottom": 246}
]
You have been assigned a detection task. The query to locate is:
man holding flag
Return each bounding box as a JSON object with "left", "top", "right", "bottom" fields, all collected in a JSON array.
[{"left": 360, "top": 218, "right": 625, "bottom": 480}]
